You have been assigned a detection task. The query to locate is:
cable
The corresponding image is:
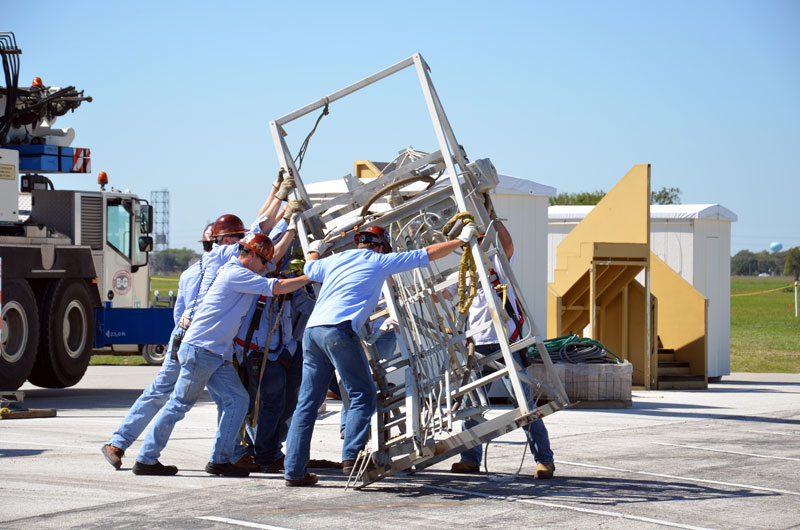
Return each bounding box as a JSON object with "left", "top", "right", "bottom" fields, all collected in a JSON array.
[{"left": 527, "top": 334, "right": 622, "bottom": 364}]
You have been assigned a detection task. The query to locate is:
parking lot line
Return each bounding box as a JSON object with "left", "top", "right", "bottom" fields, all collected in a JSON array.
[
  {"left": 417, "top": 483, "right": 717, "bottom": 530},
  {"left": 557, "top": 460, "right": 800, "bottom": 496},
  {"left": 740, "top": 430, "right": 800, "bottom": 437},
  {"left": 651, "top": 442, "right": 800, "bottom": 461},
  {"left": 196, "top": 516, "right": 295, "bottom": 530}
]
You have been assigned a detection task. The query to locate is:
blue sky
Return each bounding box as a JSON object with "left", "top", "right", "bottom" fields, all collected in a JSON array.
[{"left": 6, "top": 1, "right": 799, "bottom": 255}]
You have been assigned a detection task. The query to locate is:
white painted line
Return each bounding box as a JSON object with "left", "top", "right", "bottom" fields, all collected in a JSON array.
[
  {"left": 196, "top": 516, "right": 296, "bottom": 530},
  {"left": 1, "top": 439, "right": 94, "bottom": 450},
  {"left": 557, "top": 460, "right": 800, "bottom": 496},
  {"left": 652, "top": 442, "right": 800, "bottom": 462},
  {"left": 418, "top": 483, "right": 717, "bottom": 530},
  {"left": 741, "top": 429, "right": 800, "bottom": 437}
]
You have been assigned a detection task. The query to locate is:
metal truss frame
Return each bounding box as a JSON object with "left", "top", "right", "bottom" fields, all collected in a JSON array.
[{"left": 269, "top": 53, "right": 569, "bottom": 488}]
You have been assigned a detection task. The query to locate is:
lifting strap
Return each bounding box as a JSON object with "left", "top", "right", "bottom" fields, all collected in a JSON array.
[{"left": 442, "top": 212, "right": 478, "bottom": 314}]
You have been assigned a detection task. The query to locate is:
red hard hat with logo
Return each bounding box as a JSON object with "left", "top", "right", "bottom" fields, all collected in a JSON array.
[
  {"left": 354, "top": 225, "right": 391, "bottom": 253},
  {"left": 199, "top": 223, "right": 214, "bottom": 243},
  {"left": 239, "top": 232, "right": 274, "bottom": 262},
  {"left": 212, "top": 214, "right": 246, "bottom": 237}
]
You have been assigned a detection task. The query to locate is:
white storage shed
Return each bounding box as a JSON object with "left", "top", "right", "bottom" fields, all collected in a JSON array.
[
  {"left": 305, "top": 173, "right": 556, "bottom": 337},
  {"left": 547, "top": 204, "right": 738, "bottom": 378}
]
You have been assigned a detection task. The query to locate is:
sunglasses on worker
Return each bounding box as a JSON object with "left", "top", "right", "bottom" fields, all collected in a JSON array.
[{"left": 215, "top": 233, "right": 244, "bottom": 244}]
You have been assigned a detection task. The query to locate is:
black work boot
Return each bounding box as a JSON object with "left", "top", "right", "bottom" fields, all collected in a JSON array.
[
  {"left": 205, "top": 461, "right": 250, "bottom": 477},
  {"left": 132, "top": 461, "right": 178, "bottom": 476}
]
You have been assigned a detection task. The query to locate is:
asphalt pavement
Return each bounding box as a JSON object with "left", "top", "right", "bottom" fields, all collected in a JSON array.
[{"left": 1, "top": 367, "right": 798, "bottom": 530}]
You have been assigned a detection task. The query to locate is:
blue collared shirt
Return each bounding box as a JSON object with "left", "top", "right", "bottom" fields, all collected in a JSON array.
[
  {"left": 173, "top": 257, "right": 204, "bottom": 325},
  {"left": 304, "top": 248, "right": 429, "bottom": 332},
  {"left": 183, "top": 257, "right": 277, "bottom": 360},
  {"left": 233, "top": 293, "right": 295, "bottom": 362}
]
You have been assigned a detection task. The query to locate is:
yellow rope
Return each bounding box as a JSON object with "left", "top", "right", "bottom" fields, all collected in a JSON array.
[
  {"left": 731, "top": 284, "right": 794, "bottom": 297},
  {"left": 442, "top": 212, "right": 478, "bottom": 314}
]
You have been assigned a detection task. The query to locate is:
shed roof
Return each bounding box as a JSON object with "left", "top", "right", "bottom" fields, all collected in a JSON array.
[
  {"left": 305, "top": 173, "right": 556, "bottom": 198},
  {"left": 549, "top": 204, "right": 737, "bottom": 222}
]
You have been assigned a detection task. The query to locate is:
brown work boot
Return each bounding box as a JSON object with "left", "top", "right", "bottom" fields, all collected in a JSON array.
[
  {"left": 101, "top": 444, "right": 124, "bottom": 470},
  {"left": 285, "top": 473, "right": 318, "bottom": 487},
  {"left": 342, "top": 459, "right": 376, "bottom": 475},
  {"left": 450, "top": 461, "right": 480, "bottom": 473},
  {"left": 234, "top": 454, "right": 260, "bottom": 472},
  {"left": 535, "top": 462, "right": 555, "bottom": 479},
  {"left": 259, "top": 456, "right": 284, "bottom": 473}
]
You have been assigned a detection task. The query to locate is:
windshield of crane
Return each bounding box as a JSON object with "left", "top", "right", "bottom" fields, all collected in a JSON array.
[{"left": 107, "top": 200, "right": 132, "bottom": 258}]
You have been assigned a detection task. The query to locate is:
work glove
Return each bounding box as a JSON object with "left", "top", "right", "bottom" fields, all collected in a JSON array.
[
  {"left": 308, "top": 239, "right": 329, "bottom": 256},
  {"left": 287, "top": 213, "right": 299, "bottom": 233},
  {"left": 456, "top": 222, "right": 479, "bottom": 244},
  {"left": 282, "top": 199, "right": 304, "bottom": 223},
  {"left": 272, "top": 168, "right": 285, "bottom": 190},
  {"left": 276, "top": 175, "right": 296, "bottom": 201}
]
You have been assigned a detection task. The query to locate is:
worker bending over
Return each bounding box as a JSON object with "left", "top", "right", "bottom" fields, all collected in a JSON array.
[
  {"left": 446, "top": 216, "right": 555, "bottom": 479},
  {"left": 283, "top": 221, "right": 479, "bottom": 487},
  {"left": 132, "top": 231, "right": 310, "bottom": 476}
]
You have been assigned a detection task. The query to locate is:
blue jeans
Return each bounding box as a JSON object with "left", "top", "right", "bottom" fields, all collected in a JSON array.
[
  {"left": 109, "top": 326, "right": 182, "bottom": 451},
  {"left": 338, "top": 330, "right": 396, "bottom": 433},
  {"left": 460, "top": 344, "right": 554, "bottom": 465},
  {"left": 284, "top": 323, "right": 376, "bottom": 480},
  {"left": 245, "top": 348, "right": 303, "bottom": 464},
  {"left": 137, "top": 343, "right": 248, "bottom": 465}
]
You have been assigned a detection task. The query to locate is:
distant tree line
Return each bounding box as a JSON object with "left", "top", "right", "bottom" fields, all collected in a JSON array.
[
  {"left": 150, "top": 248, "right": 201, "bottom": 274},
  {"left": 550, "top": 186, "right": 682, "bottom": 206},
  {"left": 732, "top": 248, "right": 800, "bottom": 280}
]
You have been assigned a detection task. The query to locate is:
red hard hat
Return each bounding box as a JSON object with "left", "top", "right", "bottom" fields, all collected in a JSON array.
[
  {"left": 239, "top": 232, "right": 274, "bottom": 262},
  {"left": 354, "top": 225, "right": 391, "bottom": 253},
  {"left": 199, "top": 223, "right": 214, "bottom": 243},
  {"left": 212, "top": 214, "right": 246, "bottom": 237}
]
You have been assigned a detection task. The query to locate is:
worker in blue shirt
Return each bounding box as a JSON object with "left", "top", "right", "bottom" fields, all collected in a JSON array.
[
  {"left": 102, "top": 224, "right": 217, "bottom": 469},
  {"left": 133, "top": 232, "right": 311, "bottom": 477},
  {"left": 233, "top": 247, "right": 303, "bottom": 473},
  {"left": 283, "top": 221, "right": 479, "bottom": 487}
]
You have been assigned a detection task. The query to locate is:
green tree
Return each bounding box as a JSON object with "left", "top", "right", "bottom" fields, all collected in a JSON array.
[
  {"left": 784, "top": 247, "right": 800, "bottom": 281},
  {"left": 150, "top": 248, "right": 201, "bottom": 274},
  {"left": 731, "top": 249, "right": 758, "bottom": 276},
  {"left": 549, "top": 186, "right": 682, "bottom": 206},
  {"left": 651, "top": 186, "right": 681, "bottom": 205},
  {"left": 549, "top": 190, "right": 606, "bottom": 205}
]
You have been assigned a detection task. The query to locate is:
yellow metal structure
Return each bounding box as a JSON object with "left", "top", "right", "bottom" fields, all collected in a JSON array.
[
  {"left": 650, "top": 253, "right": 708, "bottom": 389},
  {"left": 547, "top": 164, "right": 709, "bottom": 389},
  {"left": 548, "top": 164, "right": 653, "bottom": 386}
]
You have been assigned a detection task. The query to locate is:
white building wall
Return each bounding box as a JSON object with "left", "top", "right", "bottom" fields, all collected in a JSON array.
[
  {"left": 493, "top": 193, "right": 550, "bottom": 335},
  {"left": 549, "top": 210, "right": 734, "bottom": 379}
]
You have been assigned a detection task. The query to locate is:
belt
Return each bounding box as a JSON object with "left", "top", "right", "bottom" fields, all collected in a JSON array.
[{"left": 234, "top": 337, "right": 260, "bottom": 351}]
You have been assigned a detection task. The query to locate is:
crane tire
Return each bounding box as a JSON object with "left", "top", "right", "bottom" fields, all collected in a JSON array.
[
  {"left": 0, "top": 280, "right": 40, "bottom": 390},
  {"left": 28, "top": 279, "right": 94, "bottom": 388}
]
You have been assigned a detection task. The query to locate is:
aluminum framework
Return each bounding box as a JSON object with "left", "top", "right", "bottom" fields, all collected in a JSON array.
[{"left": 270, "top": 53, "right": 569, "bottom": 488}]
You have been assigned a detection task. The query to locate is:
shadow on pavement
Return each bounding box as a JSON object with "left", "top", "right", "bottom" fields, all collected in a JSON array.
[
  {"left": 384, "top": 472, "right": 776, "bottom": 505},
  {"left": 19, "top": 388, "right": 215, "bottom": 410}
]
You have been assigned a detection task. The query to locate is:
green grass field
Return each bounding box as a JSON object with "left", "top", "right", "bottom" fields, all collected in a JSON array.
[
  {"left": 94, "top": 275, "right": 799, "bottom": 372},
  {"left": 730, "top": 275, "right": 800, "bottom": 372}
]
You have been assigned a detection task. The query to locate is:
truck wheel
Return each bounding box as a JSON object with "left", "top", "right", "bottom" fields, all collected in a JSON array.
[
  {"left": 28, "top": 280, "right": 94, "bottom": 388},
  {"left": 0, "top": 280, "right": 40, "bottom": 390},
  {"left": 141, "top": 344, "right": 167, "bottom": 365}
]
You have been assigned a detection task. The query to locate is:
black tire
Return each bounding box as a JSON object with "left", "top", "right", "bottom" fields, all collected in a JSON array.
[
  {"left": 0, "top": 280, "right": 40, "bottom": 390},
  {"left": 141, "top": 343, "right": 167, "bottom": 365},
  {"left": 28, "top": 279, "right": 94, "bottom": 388}
]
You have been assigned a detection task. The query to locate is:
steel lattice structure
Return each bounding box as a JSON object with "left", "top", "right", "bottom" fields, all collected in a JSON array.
[
  {"left": 270, "top": 53, "right": 569, "bottom": 488},
  {"left": 150, "top": 189, "right": 169, "bottom": 252}
]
